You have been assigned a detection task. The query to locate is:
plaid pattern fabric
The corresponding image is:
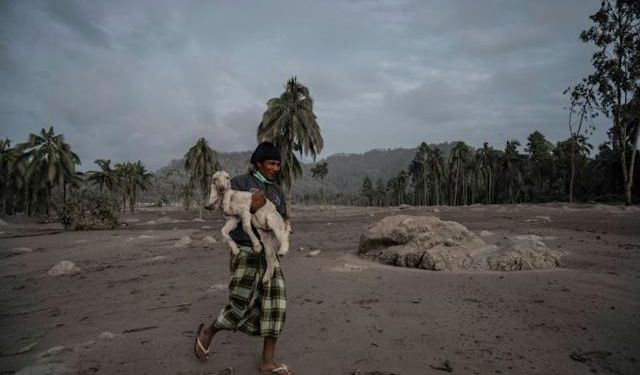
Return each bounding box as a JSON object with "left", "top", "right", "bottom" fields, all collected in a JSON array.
[{"left": 213, "top": 245, "right": 286, "bottom": 337}]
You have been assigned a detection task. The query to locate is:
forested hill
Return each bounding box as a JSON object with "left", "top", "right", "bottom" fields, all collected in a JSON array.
[
  {"left": 149, "top": 142, "right": 458, "bottom": 201},
  {"left": 292, "top": 143, "right": 456, "bottom": 194}
]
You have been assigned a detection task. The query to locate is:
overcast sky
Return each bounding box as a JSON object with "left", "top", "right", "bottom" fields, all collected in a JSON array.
[{"left": 1, "top": 0, "right": 608, "bottom": 170}]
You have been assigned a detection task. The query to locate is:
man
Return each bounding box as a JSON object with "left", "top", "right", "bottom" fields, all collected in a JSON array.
[{"left": 194, "top": 142, "right": 293, "bottom": 375}]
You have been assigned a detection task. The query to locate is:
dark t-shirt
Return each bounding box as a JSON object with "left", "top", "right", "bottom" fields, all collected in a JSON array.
[{"left": 228, "top": 173, "right": 288, "bottom": 246}]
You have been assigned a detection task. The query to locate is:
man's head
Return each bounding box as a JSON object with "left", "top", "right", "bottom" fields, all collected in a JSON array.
[{"left": 251, "top": 142, "right": 281, "bottom": 181}]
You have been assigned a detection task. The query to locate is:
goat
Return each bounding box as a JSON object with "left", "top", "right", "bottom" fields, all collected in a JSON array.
[{"left": 206, "top": 170, "right": 290, "bottom": 284}]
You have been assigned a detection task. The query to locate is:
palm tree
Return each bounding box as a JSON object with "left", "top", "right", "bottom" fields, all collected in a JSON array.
[
  {"left": 475, "top": 143, "right": 496, "bottom": 204},
  {"left": 427, "top": 147, "right": 445, "bottom": 205},
  {"left": 502, "top": 140, "right": 524, "bottom": 203},
  {"left": 184, "top": 138, "right": 220, "bottom": 216},
  {"left": 310, "top": 161, "right": 329, "bottom": 204},
  {"left": 409, "top": 142, "right": 430, "bottom": 205},
  {"left": 448, "top": 141, "right": 472, "bottom": 205},
  {"left": 0, "top": 139, "right": 16, "bottom": 215},
  {"left": 257, "top": 77, "right": 324, "bottom": 193},
  {"left": 89, "top": 159, "right": 118, "bottom": 192},
  {"left": 114, "top": 162, "right": 133, "bottom": 212},
  {"left": 129, "top": 161, "right": 153, "bottom": 211},
  {"left": 15, "top": 126, "right": 81, "bottom": 214}
]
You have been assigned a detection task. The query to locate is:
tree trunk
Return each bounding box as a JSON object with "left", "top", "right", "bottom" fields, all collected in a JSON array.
[{"left": 569, "top": 142, "right": 576, "bottom": 203}]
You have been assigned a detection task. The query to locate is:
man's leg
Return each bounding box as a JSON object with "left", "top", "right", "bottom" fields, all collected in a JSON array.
[
  {"left": 260, "top": 338, "right": 293, "bottom": 373},
  {"left": 195, "top": 324, "right": 220, "bottom": 361},
  {"left": 260, "top": 337, "right": 277, "bottom": 371}
]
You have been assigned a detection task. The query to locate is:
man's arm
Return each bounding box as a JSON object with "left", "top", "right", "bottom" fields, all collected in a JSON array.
[
  {"left": 231, "top": 175, "right": 267, "bottom": 213},
  {"left": 250, "top": 189, "right": 266, "bottom": 213}
]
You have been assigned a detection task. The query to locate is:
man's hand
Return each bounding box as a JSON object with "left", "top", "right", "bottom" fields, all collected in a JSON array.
[{"left": 250, "top": 189, "right": 266, "bottom": 213}]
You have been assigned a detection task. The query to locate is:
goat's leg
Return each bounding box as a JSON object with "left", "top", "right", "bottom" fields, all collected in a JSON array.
[
  {"left": 272, "top": 223, "right": 290, "bottom": 256},
  {"left": 221, "top": 217, "right": 241, "bottom": 255},
  {"left": 241, "top": 211, "right": 263, "bottom": 253},
  {"left": 258, "top": 229, "right": 279, "bottom": 284}
]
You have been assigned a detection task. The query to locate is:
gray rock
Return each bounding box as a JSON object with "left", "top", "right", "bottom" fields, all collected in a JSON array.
[
  {"left": 307, "top": 250, "right": 322, "bottom": 257},
  {"left": 38, "top": 345, "right": 70, "bottom": 358},
  {"left": 174, "top": 236, "right": 192, "bottom": 247},
  {"left": 99, "top": 331, "right": 116, "bottom": 340},
  {"left": 359, "top": 215, "right": 561, "bottom": 271},
  {"left": 487, "top": 236, "right": 562, "bottom": 271},
  {"left": 48, "top": 261, "right": 80, "bottom": 276},
  {"left": 202, "top": 235, "right": 217, "bottom": 248}
]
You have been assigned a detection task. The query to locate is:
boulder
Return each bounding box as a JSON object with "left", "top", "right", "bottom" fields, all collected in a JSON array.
[
  {"left": 359, "top": 215, "right": 561, "bottom": 271},
  {"left": 48, "top": 261, "right": 81, "bottom": 276},
  {"left": 487, "top": 236, "right": 562, "bottom": 271}
]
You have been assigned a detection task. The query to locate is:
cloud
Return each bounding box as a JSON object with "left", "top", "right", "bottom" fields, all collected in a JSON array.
[{"left": 0, "top": 0, "right": 608, "bottom": 170}]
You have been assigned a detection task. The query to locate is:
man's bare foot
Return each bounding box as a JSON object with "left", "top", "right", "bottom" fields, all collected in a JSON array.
[{"left": 259, "top": 363, "right": 294, "bottom": 374}]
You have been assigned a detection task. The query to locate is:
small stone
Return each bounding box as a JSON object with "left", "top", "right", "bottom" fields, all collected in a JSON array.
[
  {"left": 193, "top": 218, "right": 205, "bottom": 222},
  {"left": 479, "top": 231, "right": 494, "bottom": 237},
  {"left": 202, "top": 236, "right": 217, "bottom": 248},
  {"left": 174, "top": 236, "right": 192, "bottom": 247},
  {"left": 201, "top": 225, "right": 212, "bottom": 230},
  {"left": 39, "top": 345, "right": 70, "bottom": 358},
  {"left": 307, "top": 250, "right": 321, "bottom": 257},
  {"left": 99, "top": 331, "right": 116, "bottom": 340},
  {"left": 298, "top": 246, "right": 305, "bottom": 252},
  {"left": 48, "top": 261, "right": 80, "bottom": 276}
]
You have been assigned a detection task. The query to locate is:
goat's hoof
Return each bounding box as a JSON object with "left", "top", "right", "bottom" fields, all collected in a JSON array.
[{"left": 230, "top": 248, "right": 240, "bottom": 255}]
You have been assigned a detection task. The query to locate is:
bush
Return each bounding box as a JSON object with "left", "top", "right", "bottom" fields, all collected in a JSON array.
[{"left": 59, "top": 190, "right": 120, "bottom": 230}]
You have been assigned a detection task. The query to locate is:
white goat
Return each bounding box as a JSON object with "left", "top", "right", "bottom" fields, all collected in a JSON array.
[{"left": 206, "top": 171, "right": 290, "bottom": 284}]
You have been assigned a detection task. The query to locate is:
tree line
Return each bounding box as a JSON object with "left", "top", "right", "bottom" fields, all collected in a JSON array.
[
  {"left": 0, "top": 126, "right": 153, "bottom": 217},
  {"left": 353, "top": 134, "right": 639, "bottom": 207}
]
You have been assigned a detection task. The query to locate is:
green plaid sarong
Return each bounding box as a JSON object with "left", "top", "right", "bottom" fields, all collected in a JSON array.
[{"left": 213, "top": 245, "right": 286, "bottom": 337}]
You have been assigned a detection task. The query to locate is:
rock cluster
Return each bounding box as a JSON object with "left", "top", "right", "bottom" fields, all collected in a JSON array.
[{"left": 359, "top": 215, "right": 561, "bottom": 271}]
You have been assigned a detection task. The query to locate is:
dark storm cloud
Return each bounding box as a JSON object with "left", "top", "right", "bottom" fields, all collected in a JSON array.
[{"left": 0, "top": 0, "right": 606, "bottom": 169}]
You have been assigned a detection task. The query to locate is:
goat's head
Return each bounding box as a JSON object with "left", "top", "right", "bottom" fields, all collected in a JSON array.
[{"left": 206, "top": 171, "right": 231, "bottom": 210}]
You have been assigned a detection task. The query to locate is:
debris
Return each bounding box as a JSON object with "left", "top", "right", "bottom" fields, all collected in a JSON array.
[
  {"left": 202, "top": 235, "right": 217, "bottom": 248},
  {"left": 99, "top": 331, "right": 116, "bottom": 340},
  {"left": 174, "top": 236, "right": 192, "bottom": 247},
  {"left": 122, "top": 325, "right": 158, "bottom": 334},
  {"left": 38, "top": 345, "right": 70, "bottom": 358},
  {"left": 307, "top": 250, "right": 321, "bottom": 257},
  {"left": 48, "top": 261, "right": 80, "bottom": 276},
  {"left": 430, "top": 359, "right": 453, "bottom": 372},
  {"left": 15, "top": 342, "right": 38, "bottom": 355},
  {"left": 147, "top": 303, "right": 191, "bottom": 311}
]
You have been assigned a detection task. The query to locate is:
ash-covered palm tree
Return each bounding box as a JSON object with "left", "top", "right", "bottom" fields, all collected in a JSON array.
[
  {"left": 475, "top": 143, "right": 497, "bottom": 204},
  {"left": 427, "top": 147, "right": 445, "bottom": 205},
  {"left": 501, "top": 140, "right": 525, "bottom": 203},
  {"left": 409, "top": 142, "right": 430, "bottom": 205},
  {"left": 89, "top": 159, "right": 117, "bottom": 192},
  {"left": 448, "top": 141, "right": 472, "bottom": 205},
  {"left": 0, "top": 139, "right": 17, "bottom": 215},
  {"left": 130, "top": 161, "right": 153, "bottom": 212},
  {"left": 184, "top": 137, "right": 220, "bottom": 215},
  {"left": 257, "top": 77, "right": 324, "bottom": 192},
  {"left": 15, "top": 126, "right": 81, "bottom": 214}
]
